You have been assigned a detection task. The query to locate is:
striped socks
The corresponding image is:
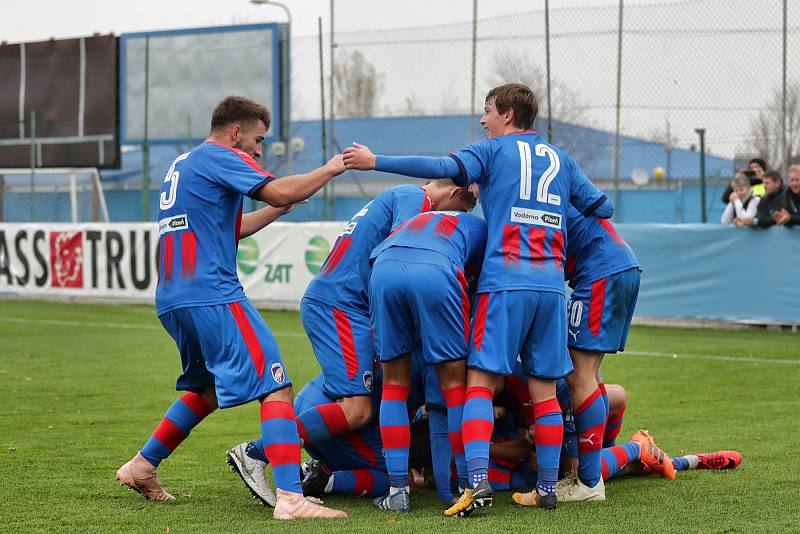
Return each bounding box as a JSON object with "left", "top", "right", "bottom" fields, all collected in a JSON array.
[
  {"left": 600, "top": 441, "right": 640, "bottom": 480},
  {"left": 533, "top": 397, "right": 563, "bottom": 495},
  {"left": 141, "top": 391, "right": 214, "bottom": 467},
  {"left": 379, "top": 384, "right": 411, "bottom": 490},
  {"left": 574, "top": 387, "right": 607, "bottom": 488},
  {"left": 441, "top": 385, "right": 468, "bottom": 488},
  {"left": 462, "top": 386, "right": 494, "bottom": 487},
  {"left": 295, "top": 402, "right": 350, "bottom": 446},
  {"left": 260, "top": 400, "right": 303, "bottom": 493},
  {"left": 330, "top": 469, "right": 389, "bottom": 497}
]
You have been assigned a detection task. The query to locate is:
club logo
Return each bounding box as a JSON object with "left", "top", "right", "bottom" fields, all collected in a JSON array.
[
  {"left": 270, "top": 362, "right": 286, "bottom": 385},
  {"left": 50, "top": 231, "right": 83, "bottom": 288},
  {"left": 237, "top": 237, "right": 260, "bottom": 275},
  {"left": 305, "top": 235, "right": 331, "bottom": 275},
  {"left": 363, "top": 371, "right": 374, "bottom": 393}
]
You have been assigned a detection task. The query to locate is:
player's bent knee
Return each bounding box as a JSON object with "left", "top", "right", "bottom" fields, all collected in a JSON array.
[{"left": 340, "top": 396, "right": 373, "bottom": 428}]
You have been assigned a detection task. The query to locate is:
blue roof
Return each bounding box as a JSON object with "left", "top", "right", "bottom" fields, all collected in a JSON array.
[{"left": 98, "top": 114, "right": 733, "bottom": 185}]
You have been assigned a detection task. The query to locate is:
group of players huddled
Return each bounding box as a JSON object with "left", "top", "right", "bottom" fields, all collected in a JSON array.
[{"left": 116, "top": 85, "right": 741, "bottom": 520}]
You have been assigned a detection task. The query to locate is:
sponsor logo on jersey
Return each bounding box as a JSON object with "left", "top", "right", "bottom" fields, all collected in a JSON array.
[
  {"left": 305, "top": 235, "right": 331, "bottom": 275},
  {"left": 509, "top": 207, "right": 562, "bottom": 229},
  {"left": 342, "top": 221, "right": 358, "bottom": 235},
  {"left": 158, "top": 214, "right": 189, "bottom": 235},
  {"left": 50, "top": 231, "right": 83, "bottom": 288},
  {"left": 363, "top": 371, "right": 374, "bottom": 393},
  {"left": 271, "top": 362, "right": 286, "bottom": 385}
]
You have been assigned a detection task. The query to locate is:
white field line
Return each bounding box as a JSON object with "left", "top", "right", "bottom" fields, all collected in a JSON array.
[{"left": 1, "top": 316, "right": 797, "bottom": 363}]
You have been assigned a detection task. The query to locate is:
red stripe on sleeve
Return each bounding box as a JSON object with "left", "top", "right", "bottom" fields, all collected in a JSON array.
[
  {"left": 598, "top": 218, "right": 625, "bottom": 245},
  {"left": 211, "top": 142, "right": 274, "bottom": 178},
  {"left": 179, "top": 391, "right": 213, "bottom": 419},
  {"left": 456, "top": 268, "right": 471, "bottom": 345},
  {"left": 321, "top": 236, "right": 352, "bottom": 275},
  {"left": 161, "top": 233, "right": 174, "bottom": 283},
  {"left": 407, "top": 212, "right": 435, "bottom": 231},
  {"left": 502, "top": 225, "right": 520, "bottom": 264},
  {"left": 152, "top": 418, "right": 185, "bottom": 451},
  {"left": 529, "top": 227, "right": 546, "bottom": 265},
  {"left": 264, "top": 443, "right": 302, "bottom": 466},
  {"left": 589, "top": 277, "right": 607, "bottom": 337},
  {"left": 434, "top": 214, "right": 459, "bottom": 238},
  {"left": 228, "top": 302, "right": 266, "bottom": 379},
  {"left": 551, "top": 230, "right": 564, "bottom": 270},
  {"left": 333, "top": 308, "right": 359, "bottom": 380},
  {"left": 472, "top": 293, "right": 489, "bottom": 352},
  {"left": 181, "top": 231, "right": 197, "bottom": 278}
]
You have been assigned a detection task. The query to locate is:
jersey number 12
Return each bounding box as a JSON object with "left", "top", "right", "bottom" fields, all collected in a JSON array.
[{"left": 518, "top": 141, "right": 561, "bottom": 205}]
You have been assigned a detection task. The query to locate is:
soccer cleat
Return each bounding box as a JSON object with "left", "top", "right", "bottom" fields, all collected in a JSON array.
[
  {"left": 116, "top": 452, "right": 175, "bottom": 501},
  {"left": 444, "top": 478, "right": 493, "bottom": 517},
  {"left": 226, "top": 442, "right": 276, "bottom": 507},
  {"left": 511, "top": 487, "right": 558, "bottom": 509},
  {"left": 554, "top": 473, "right": 605, "bottom": 502},
  {"left": 696, "top": 451, "right": 742, "bottom": 470},
  {"left": 301, "top": 459, "right": 333, "bottom": 498},
  {"left": 373, "top": 489, "right": 411, "bottom": 512},
  {"left": 630, "top": 430, "right": 677, "bottom": 480},
  {"left": 273, "top": 488, "right": 347, "bottom": 520}
]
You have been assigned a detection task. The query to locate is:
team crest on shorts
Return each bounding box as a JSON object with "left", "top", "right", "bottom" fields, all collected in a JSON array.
[
  {"left": 363, "top": 371, "right": 374, "bottom": 392},
  {"left": 270, "top": 363, "right": 286, "bottom": 385}
]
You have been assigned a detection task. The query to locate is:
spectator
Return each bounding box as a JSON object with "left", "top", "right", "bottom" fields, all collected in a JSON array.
[
  {"left": 720, "top": 159, "right": 766, "bottom": 204},
  {"left": 721, "top": 175, "right": 760, "bottom": 225},
  {"left": 773, "top": 164, "right": 800, "bottom": 227},
  {"left": 749, "top": 170, "right": 785, "bottom": 228}
]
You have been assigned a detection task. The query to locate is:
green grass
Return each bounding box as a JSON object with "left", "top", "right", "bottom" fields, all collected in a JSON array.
[{"left": 1, "top": 300, "right": 798, "bottom": 533}]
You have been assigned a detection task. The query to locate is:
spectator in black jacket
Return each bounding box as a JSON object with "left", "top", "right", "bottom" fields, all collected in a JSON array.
[
  {"left": 721, "top": 158, "right": 767, "bottom": 204},
  {"left": 773, "top": 165, "right": 800, "bottom": 227},
  {"left": 749, "top": 171, "right": 785, "bottom": 228}
]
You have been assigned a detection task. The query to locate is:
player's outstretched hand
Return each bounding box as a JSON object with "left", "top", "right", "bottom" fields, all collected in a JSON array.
[
  {"left": 326, "top": 154, "right": 346, "bottom": 176},
  {"left": 343, "top": 142, "right": 376, "bottom": 170}
]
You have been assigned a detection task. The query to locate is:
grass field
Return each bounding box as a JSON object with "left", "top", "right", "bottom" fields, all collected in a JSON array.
[{"left": 1, "top": 299, "right": 799, "bottom": 533}]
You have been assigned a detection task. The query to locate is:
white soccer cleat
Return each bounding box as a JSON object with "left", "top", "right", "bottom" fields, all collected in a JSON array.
[
  {"left": 273, "top": 488, "right": 347, "bottom": 520},
  {"left": 556, "top": 474, "right": 606, "bottom": 502},
  {"left": 116, "top": 452, "right": 175, "bottom": 501},
  {"left": 226, "top": 443, "right": 276, "bottom": 507}
]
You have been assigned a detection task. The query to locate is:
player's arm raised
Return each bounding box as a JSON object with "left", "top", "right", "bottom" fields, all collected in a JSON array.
[
  {"left": 343, "top": 142, "right": 466, "bottom": 185},
  {"left": 255, "top": 155, "right": 345, "bottom": 207},
  {"left": 239, "top": 202, "right": 305, "bottom": 239}
]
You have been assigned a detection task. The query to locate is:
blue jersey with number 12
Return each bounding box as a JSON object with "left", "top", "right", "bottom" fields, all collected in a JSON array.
[{"left": 450, "top": 131, "right": 607, "bottom": 295}]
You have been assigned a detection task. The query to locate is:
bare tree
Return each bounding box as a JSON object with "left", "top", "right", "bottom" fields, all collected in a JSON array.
[
  {"left": 487, "top": 50, "right": 601, "bottom": 171},
  {"left": 333, "top": 50, "right": 384, "bottom": 118},
  {"left": 749, "top": 82, "right": 800, "bottom": 170}
]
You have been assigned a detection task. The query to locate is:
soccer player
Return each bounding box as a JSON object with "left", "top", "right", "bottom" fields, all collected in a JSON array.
[
  {"left": 115, "top": 96, "right": 346, "bottom": 520},
  {"left": 343, "top": 83, "right": 612, "bottom": 515},
  {"left": 368, "top": 210, "right": 487, "bottom": 512},
  {"left": 294, "top": 180, "right": 476, "bottom": 451},
  {"left": 552, "top": 206, "right": 641, "bottom": 501}
]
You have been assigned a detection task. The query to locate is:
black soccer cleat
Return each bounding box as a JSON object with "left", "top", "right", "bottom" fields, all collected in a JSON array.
[{"left": 301, "top": 459, "right": 333, "bottom": 498}]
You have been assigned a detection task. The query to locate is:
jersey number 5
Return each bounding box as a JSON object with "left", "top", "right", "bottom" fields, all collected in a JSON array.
[
  {"left": 159, "top": 152, "right": 190, "bottom": 210},
  {"left": 517, "top": 141, "right": 561, "bottom": 205}
]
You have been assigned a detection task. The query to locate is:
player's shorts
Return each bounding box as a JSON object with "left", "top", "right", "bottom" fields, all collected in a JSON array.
[
  {"left": 159, "top": 299, "right": 290, "bottom": 409},
  {"left": 467, "top": 289, "right": 573, "bottom": 379},
  {"left": 296, "top": 376, "right": 385, "bottom": 472},
  {"left": 300, "top": 297, "right": 376, "bottom": 398},
  {"left": 369, "top": 248, "right": 470, "bottom": 366},
  {"left": 567, "top": 267, "right": 641, "bottom": 353}
]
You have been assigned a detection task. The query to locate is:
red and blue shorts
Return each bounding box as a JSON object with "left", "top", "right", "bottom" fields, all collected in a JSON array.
[
  {"left": 567, "top": 267, "right": 640, "bottom": 353},
  {"left": 159, "top": 299, "right": 290, "bottom": 408}
]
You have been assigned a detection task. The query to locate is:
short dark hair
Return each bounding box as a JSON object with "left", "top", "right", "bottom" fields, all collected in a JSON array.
[
  {"left": 763, "top": 170, "right": 783, "bottom": 185},
  {"left": 749, "top": 158, "right": 767, "bottom": 171},
  {"left": 211, "top": 96, "right": 271, "bottom": 132},
  {"left": 485, "top": 83, "right": 538, "bottom": 130}
]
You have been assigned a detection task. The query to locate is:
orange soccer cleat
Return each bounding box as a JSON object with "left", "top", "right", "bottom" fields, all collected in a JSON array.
[{"left": 630, "top": 430, "right": 677, "bottom": 480}]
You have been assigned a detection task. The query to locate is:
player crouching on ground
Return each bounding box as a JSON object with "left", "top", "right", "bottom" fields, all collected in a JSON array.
[{"left": 116, "top": 95, "right": 346, "bottom": 520}]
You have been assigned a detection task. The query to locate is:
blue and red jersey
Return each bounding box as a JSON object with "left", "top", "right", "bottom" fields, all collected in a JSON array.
[
  {"left": 303, "top": 185, "right": 433, "bottom": 314},
  {"left": 155, "top": 142, "right": 275, "bottom": 315},
  {"left": 450, "top": 132, "right": 607, "bottom": 295},
  {"left": 565, "top": 206, "right": 640, "bottom": 290},
  {"left": 370, "top": 211, "right": 487, "bottom": 280}
]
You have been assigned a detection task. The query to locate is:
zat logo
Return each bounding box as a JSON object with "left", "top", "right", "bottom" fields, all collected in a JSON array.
[
  {"left": 270, "top": 362, "right": 286, "bottom": 385},
  {"left": 50, "top": 231, "right": 84, "bottom": 288}
]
